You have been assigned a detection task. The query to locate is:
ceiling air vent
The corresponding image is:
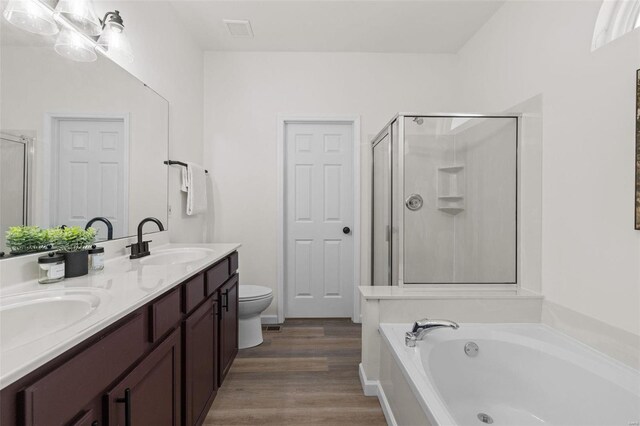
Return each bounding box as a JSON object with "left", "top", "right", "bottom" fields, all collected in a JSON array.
[{"left": 223, "top": 19, "right": 254, "bottom": 38}]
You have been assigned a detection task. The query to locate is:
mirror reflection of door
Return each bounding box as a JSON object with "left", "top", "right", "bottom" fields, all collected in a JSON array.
[
  {"left": 0, "top": 134, "right": 29, "bottom": 251},
  {"left": 51, "top": 117, "right": 129, "bottom": 241}
]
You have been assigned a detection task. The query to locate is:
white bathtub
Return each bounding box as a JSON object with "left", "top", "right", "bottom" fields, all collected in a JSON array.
[{"left": 379, "top": 323, "right": 640, "bottom": 426}]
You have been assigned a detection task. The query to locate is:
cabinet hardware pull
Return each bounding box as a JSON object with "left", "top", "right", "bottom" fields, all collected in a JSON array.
[
  {"left": 222, "top": 290, "right": 229, "bottom": 312},
  {"left": 116, "top": 388, "right": 132, "bottom": 426}
]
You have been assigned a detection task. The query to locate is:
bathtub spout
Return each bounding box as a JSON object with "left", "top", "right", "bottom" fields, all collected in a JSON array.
[{"left": 405, "top": 319, "right": 459, "bottom": 347}]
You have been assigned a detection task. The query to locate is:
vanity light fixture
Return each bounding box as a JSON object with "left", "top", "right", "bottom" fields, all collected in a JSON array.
[
  {"left": 54, "top": 26, "right": 97, "bottom": 62},
  {"left": 2, "top": 0, "right": 134, "bottom": 63},
  {"left": 2, "top": 0, "right": 59, "bottom": 36},
  {"left": 53, "top": 0, "right": 101, "bottom": 36},
  {"left": 97, "top": 10, "right": 133, "bottom": 63}
]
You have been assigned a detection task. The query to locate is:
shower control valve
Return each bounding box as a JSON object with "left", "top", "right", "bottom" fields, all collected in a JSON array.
[{"left": 405, "top": 194, "right": 424, "bottom": 211}]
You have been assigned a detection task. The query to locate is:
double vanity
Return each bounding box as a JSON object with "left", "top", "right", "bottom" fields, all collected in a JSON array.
[
  {"left": 0, "top": 243, "right": 240, "bottom": 426},
  {"left": 0, "top": 5, "right": 237, "bottom": 425}
]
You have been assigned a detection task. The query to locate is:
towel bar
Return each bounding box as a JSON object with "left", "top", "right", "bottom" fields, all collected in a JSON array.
[{"left": 164, "top": 160, "right": 208, "bottom": 174}]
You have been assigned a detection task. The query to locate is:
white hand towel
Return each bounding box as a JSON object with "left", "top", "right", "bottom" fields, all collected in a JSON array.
[
  {"left": 180, "top": 167, "right": 188, "bottom": 192},
  {"left": 185, "top": 162, "right": 208, "bottom": 216}
]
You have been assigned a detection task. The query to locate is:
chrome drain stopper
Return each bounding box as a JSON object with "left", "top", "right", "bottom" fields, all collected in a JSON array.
[
  {"left": 465, "top": 342, "right": 479, "bottom": 357},
  {"left": 477, "top": 413, "right": 493, "bottom": 424}
]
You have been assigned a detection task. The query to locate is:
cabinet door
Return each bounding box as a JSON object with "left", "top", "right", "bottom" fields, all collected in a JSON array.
[
  {"left": 219, "top": 274, "right": 238, "bottom": 384},
  {"left": 106, "top": 328, "right": 181, "bottom": 426},
  {"left": 184, "top": 296, "right": 218, "bottom": 426}
]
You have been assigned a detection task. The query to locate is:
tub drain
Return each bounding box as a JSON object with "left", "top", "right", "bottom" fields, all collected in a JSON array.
[
  {"left": 465, "top": 342, "right": 479, "bottom": 357},
  {"left": 477, "top": 413, "right": 493, "bottom": 424}
]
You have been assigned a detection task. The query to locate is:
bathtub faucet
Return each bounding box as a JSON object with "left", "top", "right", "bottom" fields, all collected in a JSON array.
[{"left": 405, "top": 318, "right": 459, "bottom": 347}]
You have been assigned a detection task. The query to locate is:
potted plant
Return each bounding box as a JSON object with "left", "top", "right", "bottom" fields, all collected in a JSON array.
[
  {"left": 50, "top": 226, "right": 97, "bottom": 278},
  {"left": 5, "top": 226, "right": 52, "bottom": 254}
]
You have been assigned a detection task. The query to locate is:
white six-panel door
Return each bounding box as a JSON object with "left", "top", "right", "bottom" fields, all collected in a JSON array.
[
  {"left": 285, "top": 122, "right": 354, "bottom": 318},
  {"left": 55, "top": 118, "right": 127, "bottom": 239}
]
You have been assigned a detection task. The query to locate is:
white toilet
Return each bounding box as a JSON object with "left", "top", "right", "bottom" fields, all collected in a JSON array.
[{"left": 238, "top": 285, "right": 273, "bottom": 349}]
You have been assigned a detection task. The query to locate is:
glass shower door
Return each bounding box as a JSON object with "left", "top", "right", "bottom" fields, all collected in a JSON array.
[
  {"left": 372, "top": 129, "right": 391, "bottom": 286},
  {"left": 403, "top": 116, "right": 517, "bottom": 284}
]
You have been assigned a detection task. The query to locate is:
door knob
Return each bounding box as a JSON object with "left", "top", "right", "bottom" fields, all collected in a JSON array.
[{"left": 343, "top": 227, "right": 351, "bottom": 235}]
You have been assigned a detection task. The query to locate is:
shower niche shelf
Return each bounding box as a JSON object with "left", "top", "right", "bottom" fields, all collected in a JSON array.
[{"left": 437, "top": 165, "right": 465, "bottom": 215}]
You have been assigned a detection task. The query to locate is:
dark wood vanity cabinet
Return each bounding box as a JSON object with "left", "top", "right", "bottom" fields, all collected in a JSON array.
[{"left": 0, "top": 251, "right": 239, "bottom": 426}]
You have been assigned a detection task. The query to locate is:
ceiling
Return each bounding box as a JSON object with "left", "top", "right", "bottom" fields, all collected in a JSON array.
[{"left": 170, "top": 0, "right": 505, "bottom": 53}]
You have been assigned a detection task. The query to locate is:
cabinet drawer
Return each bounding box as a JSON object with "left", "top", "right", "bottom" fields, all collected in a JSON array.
[
  {"left": 206, "top": 258, "right": 230, "bottom": 296},
  {"left": 183, "top": 273, "right": 206, "bottom": 314},
  {"left": 150, "top": 287, "right": 181, "bottom": 342},
  {"left": 229, "top": 251, "right": 239, "bottom": 274},
  {"left": 21, "top": 313, "right": 146, "bottom": 426}
]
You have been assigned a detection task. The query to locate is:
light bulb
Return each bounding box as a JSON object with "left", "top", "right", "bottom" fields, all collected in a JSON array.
[{"left": 97, "top": 11, "right": 133, "bottom": 63}]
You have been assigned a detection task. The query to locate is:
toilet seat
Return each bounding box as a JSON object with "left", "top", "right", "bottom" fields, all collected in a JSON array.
[{"left": 239, "top": 285, "right": 273, "bottom": 302}]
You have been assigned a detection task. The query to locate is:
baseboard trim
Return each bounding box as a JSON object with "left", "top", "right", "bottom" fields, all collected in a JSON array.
[
  {"left": 377, "top": 382, "right": 398, "bottom": 426},
  {"left": 358, "top": 363, "right": 378, "bottom": 396},
  {"left": 260, "top": 315, "right": 279, "bottom": 325},
  {"left": 359, "top": 363, "right": 397, "bottom": 426}
]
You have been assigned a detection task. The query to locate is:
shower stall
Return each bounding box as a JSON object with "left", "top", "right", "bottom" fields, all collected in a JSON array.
[{"left": 371, "top": 114, "right": 519, "bottom": 286}]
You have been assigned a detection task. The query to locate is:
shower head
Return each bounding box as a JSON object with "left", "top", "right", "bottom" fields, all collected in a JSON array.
[{"left": 412, "top": 117, "right": 424, "bottom": 125}]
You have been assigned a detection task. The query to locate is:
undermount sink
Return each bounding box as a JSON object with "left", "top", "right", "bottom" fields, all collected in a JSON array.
[
  {"left": 139, "top": 248, "right": 213, "bottom": 266},
  {"left": 0, "top": 289, "right": 106, "bottom": 351}
]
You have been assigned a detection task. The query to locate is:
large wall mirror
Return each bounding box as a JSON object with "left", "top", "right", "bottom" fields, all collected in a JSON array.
[{"left": 0, "top": 16, "right": 169, "bottom": 255}]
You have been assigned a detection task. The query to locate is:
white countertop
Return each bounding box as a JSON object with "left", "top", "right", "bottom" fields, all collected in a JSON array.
[
  {"left": 0, "top": 243, "right": 240, "bottom": 389},
  {"left": 359, "top": 285, "right": 544, "bottom": 300}
]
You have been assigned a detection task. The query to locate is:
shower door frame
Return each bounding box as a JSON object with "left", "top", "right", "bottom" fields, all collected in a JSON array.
[
  {"left": 0, "top": 132, "right": 33, "bottom": 227},
  {"left": 371, "top": 113, "right": 521, "bottom": 288},
  {"left": 371, "top": 125, "right": 394, "bottom": 286}
]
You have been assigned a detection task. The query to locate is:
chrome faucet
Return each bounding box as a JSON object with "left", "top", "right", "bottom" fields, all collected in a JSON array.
[
  {"left": 127, "top": 217, "right": 164, "bottom": 259},
  {"left": 405, "top": 318, "right": 459, "bottom": 347}
]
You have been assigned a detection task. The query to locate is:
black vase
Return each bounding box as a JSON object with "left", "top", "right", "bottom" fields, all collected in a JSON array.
[{"left": 63, "top": 250, "right": 89, "bottom": 278}]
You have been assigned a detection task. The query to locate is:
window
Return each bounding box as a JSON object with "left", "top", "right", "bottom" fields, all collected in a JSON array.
[{"left": 592, "top": 0, "right": 640, "bottom": 50}]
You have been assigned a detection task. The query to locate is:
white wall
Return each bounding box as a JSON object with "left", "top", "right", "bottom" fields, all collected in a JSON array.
[
  {"left": 102, "top": 2, "right": 206, "bottom": 242},
  {"left": 455, "top": 1, "right": 640, "bottom": 335},
  {"left": 203, "top": 52, "right": 457, "bottom": 317}
]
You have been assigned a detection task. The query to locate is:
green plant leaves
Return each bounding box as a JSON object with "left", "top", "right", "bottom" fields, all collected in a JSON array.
[
  {"left": 6, "top": 226, "right": 51, "bottom": 254},
  {"left": 50, "top": 226, "right": 97, "bottom": 253},
  {"left": 5, "top": 226, "right": 96, "bottom": 254}
]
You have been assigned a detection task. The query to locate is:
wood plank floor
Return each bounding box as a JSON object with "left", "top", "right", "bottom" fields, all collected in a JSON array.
[{"left": 204, "top": 318, "right": 387, "bottom": 425}]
